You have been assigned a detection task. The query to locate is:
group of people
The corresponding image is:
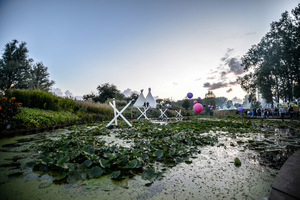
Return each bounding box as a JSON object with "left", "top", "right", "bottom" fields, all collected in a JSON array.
[{"left": 251, "top": 105, "right": 294, "bottom": 121}]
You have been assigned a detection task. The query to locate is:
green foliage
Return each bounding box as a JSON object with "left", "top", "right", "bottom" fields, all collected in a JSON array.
[
  {"left": 239, "top": 4, "right": 300, "bottom": 103},
  {"left": 83, "top": 83, "right": 125, "bottom": 103},
  {"left": 12, "top": 107, "right": 79, "bottom": 129},
  {"left": 234, "top": 157, "right": 241, "bottom": 166},
  {"left": 0, "top": 40, "right": 55, "bottom": 92},
  {"left": 182, "top": 99, "right": 191, "bottom": 110},
  {"left": 32, "top": 120, "right": 219, "bottom": 184},
  {"left": 28, "top": 62, "right": 55, "bottom": 91},
  {"left": 0, "top": 96, "right": 22, "bottom": 126},
  {"left": 0, "top": 40, "right": 32, "bottom": 91},
  {"left": 5, "top": 89, "right": 77, "bottom": 112}
]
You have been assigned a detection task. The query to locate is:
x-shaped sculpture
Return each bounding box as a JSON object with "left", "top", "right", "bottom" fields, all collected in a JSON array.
[
  {"left": 137, "top": 106, "right": 150, "bottom": 120},
  {"left": 175, "top": 109, "right": 183, "bottom": 121},
  {"left": 106, "top": 98, "right": 132, "bottom": 128},
  {"left": 159, "top": 108, "right": 168, "bottom": 120}
]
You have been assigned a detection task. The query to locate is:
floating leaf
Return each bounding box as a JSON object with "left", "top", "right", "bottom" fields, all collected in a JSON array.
[
  {"left": 153, "top": 150, "right": 163, "bottom": 158},
  {"left": 57, "top": 156, "right": 69, "bottom": 167},
  {"left": 88, "top": 166, "right": 103, "bottom": 178},
  {"left": 125, "top": 159, "right": 138, "bottom": 168},
  {"left": 82, "top": 159, "right": 93, "bottom": 168},
  {"left": 110, "top": 171, "right": 121, "bottom": 179},
  {"left": 142, "top": 168, "right": 155, "bottom": 181},
  {"left": 234, "top": 157, "right": 241, "bottom": 166},
  {"left": 175, "top": 157, "right": 183, "bottom": 163},
  {"left": 99, "top": 158, "right": 110, "bottom": 168}
]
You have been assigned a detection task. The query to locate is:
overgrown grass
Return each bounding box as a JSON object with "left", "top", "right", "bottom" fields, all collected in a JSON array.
[{"left": 12, "top": 107, "right": 80, "bottom": 129}]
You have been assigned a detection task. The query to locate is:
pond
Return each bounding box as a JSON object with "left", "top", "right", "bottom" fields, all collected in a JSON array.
[{"left": 0, "top": 119, "right": 299, "bottom": 200}]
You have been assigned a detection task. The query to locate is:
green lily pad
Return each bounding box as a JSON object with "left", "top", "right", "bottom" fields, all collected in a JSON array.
[
  {"left": 99, "top": 158, "right": 110, "bottom": 168},
  {"left": 153, "top": 150, "right": 163, "bottom": 158},
  {"left": 110, "top": 171, "right": 121, "bottom": 179},
  {"left": 234, "top": 157, "right": 242, "bottom": 166},
  {"left": 125, "top": 159, "right": 138, "bottom": 168},
  {"left": 82, "top": 159, "right": 93, "bottom": 168},
  {"left": 57, "top": 156, "right": 69, "bottom": 167},
  {"left": 88, "top": 166, "right": 103, "bottom": 178}
]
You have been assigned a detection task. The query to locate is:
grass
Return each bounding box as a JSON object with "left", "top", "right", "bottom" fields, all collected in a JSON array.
[{"left": 12, "top": 107, "right": 80, "bottom": 129}]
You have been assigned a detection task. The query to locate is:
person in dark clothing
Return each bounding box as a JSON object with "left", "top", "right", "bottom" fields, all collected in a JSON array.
[{"left": 288, "top": 105, "right": 294, "bottom": 120}]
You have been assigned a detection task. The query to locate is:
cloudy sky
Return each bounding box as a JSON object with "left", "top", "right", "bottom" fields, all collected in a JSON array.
[{"left": 0, "top": 0, "right": 299, "bottom": 101}]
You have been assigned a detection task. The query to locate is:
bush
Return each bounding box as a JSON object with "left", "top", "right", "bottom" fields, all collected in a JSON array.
[
  {"left": 5, "top": 89, "right": 77, "bottom": 112},
  {"left": 0, "top": 96, "right": 22, "bottom": 128},
  {"left": 12, "top": 107, "right": 80, "bottom": 129}
]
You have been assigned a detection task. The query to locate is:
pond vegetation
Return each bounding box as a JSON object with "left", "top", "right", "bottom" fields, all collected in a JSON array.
[{"left": 0, "top": 117, "right": 299, "bottom": 199}]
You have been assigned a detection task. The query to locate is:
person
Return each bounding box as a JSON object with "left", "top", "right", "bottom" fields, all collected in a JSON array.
[
  {"left": 288, "top": 105, "right": 294, "bottom": 120},
  {"left": 257, "top": 108, "right": 261, "bottom": 118},
  {"left": 275, "top": 107, "right": 279, "bottom": 117},
  {"left": 279, "top": 106, "right": 285, "bottom": 121},
  {"left": 271, "top": 107, "right": 275, "bottom": 118},
  {"left": 261, "top": 108, "right": 264, "bottom": 118},
  {"left": 266, "top": 109, "right": 270, "bottom": 119}
]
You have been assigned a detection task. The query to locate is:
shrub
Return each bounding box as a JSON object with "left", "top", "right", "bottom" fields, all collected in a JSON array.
[
  {"left": 0, "top": 96, "right": 22, "bottom": 128},
  {"left": 5, "top": 89, "right": 77, "bottom": 112}
]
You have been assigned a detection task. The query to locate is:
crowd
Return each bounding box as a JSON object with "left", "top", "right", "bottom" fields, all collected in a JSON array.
[{"left": 250, "top": 105, "right": 295, "bottom": 121}]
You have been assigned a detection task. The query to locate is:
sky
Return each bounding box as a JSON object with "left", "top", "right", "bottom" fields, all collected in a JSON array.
[{"left": 0, "top": 0, "right": 299, "bottom": 101}]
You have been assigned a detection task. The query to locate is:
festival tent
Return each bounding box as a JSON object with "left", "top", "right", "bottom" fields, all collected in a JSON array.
[
  {"left": 133, "top": 89, "right": 147, "bottom": 108},
  {"left": 229, "top": 105, "right": 237, "bottom": 110},
  {"left": 222, "top": 105, "right": 228, "bottom": 110},
  {"left": 145, "top": 88, "right": 156, "bottom": 108}
]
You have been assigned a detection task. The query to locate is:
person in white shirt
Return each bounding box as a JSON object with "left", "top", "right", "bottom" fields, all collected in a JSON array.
[{"left": 279, "top": 106, "right": 285, "bottom": 121}]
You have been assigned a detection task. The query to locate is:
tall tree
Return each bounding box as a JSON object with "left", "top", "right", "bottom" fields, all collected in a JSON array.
[
  {"left": 238, "top": 4, "right": 300, "bottom": 103},
  {"left": 0, "top": 40, "right": 32, "bottom": 91},
  {"left": 29, "top": 62, "right": 55, "bottom": 91}
]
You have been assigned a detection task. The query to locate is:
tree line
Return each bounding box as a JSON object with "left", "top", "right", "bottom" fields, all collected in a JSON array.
[
  {"left": 238, "top": 4, "right": 300, "bottom": 106},
  {"left": 0, "top": 40, "right": 54, "bottom": 93}
]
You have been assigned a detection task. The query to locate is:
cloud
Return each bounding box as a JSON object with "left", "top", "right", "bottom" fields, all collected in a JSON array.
[
  {"left": 207, "top": 76, "right": 216, "bottom": 80},
  {"left": 203, "top": 81, "right": 238, "bottom": 90},
  {"left": 232, "top": 96, "right": 243, "bottom": 104},
  {"left": 52, "top": 88, "right": 64, "bottom": 97},
  {"left": 203, "top": 82, "right": 227, "bottom": 90},
  {"left": 172, "top": 82, "right": 178, "bottom": 86},
  {"left": 220, "top": 48, "right": 234, "bottom": 61},
  {"left": 122, "top": 88, "right": 138, "bottom": 97},
  {"left": 75, "top": 96, "right": 83, "bottom": 101},
  {"left": 226, "top": 88, "right": 233, "bottom": 93},
  {"left": 226, "top": 57, "right": 243, "bottom": 75},
  {"left": 65, "top": 90, "right": 73, "bottom": 98}
]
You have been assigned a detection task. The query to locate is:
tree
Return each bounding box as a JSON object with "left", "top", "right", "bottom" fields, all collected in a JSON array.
[
  {"left": 216, "top": 97, "right": 228, "bottom": 108},
  {"left": 238, "top": 4, "right": 300, "bottom": 103},
  {"left": 84, "top": 83, "right": 124, "bottom": 103},
  {"left": 182, "top": 99, "right": 191, "bottom": 110},
  {"left": 28, "top": 62, "right": 55, "bottom": 91},
  {"left": 0, "top": 40, "right": 32, "bottom": 91}
]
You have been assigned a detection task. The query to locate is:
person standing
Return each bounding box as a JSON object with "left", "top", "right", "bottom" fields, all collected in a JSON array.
[
  {"left": 288, "top": 105, "right": 294, "bottom": 120},
  {"left": 271, "top": 107, "right": 275, "bottom": 118},
  {"left": 279, "top": 106, "right": 286, "bottom": 121}
]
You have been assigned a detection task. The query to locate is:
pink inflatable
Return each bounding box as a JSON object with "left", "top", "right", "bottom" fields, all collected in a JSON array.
[{"left": 193, "top": 103, "right": 203, "bottom": 113}]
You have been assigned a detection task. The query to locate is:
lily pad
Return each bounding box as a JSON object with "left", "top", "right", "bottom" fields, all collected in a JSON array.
[
  {"left": 153, "top": 150, "right": 163, "bottom": 158},
  {"left": 88, "top": 166, "right": 103, "bottom": 178},
  {"left": 234, "top": 157, "right": 241, "bottom": 167}
]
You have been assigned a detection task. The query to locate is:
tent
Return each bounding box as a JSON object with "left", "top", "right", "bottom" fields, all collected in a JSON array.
[
  {"left": 145, "top": 88, "right": 156, "bottom": 108},
  {"left": 133, "top": 89, "right": 147, "bottom": 108}
]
